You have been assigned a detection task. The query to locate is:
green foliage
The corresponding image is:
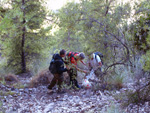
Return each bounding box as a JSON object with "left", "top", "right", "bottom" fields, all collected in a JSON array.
[
  {"left": 143, "top": 50, "right": 150, "bottom": 71},
  {"left": 104, "top": 101, "right": 125, "bottom": 113},
  {"left": 0, "top": 57, "right": 8, "bottom": 75},
  {"left": 131, "top": 0, "right": 150, "bottom": 71},
  {"left": 132, "top": 0, "right": 150, "bottom": 52},
  {"left": 0, "top": 0, "right": 149, "bottom": 78},
  {"left": 134, "top": 19, "right": 150, "bottom": 52},
  {"left": 0, "top": 90, "right": 16, "bottom": 96},
  {"left": 53, "top": 2, "right": 84, "bottom": 51},
  {"left": 52, "top": 0, "right": 133, "bottom": 75},
  {"left": 0, "top": 0, "right": 53, "bottom": 73},
  {"left": 122, "top": 90, "right": 144, "bottom": 106},
  {"left": 103, "top": 72, "right": 124, "bottom": 90},
  {"left": 112, "top": 74, "right": 124, "bottom": 88},
  {"left": 0, "top": 78, "right": 6, "bottom": 85},
  {"left": 13, "top": 82, "right": 25, "bottom": 89}
]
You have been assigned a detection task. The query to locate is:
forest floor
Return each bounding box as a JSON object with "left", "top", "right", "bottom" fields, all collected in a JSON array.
[{"left": 0, "top": 73, "right": 150, "bottom": 113}]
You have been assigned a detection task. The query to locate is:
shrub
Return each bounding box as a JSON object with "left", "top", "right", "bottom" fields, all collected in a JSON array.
[
  {"left": 29, "top": 69, "right": 53, "bottom": 87},
  {"left": 4, "top": 73, "right": 19, "bottom": 84}
]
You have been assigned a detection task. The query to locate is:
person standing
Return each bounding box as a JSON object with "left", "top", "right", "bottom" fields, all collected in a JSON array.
[
  {"left": 64, "top": 51, "right": 88, "bottom": 89},
  {"left": 88, "top": 53, "right": 103, "bottom": 77},
  {"left": 47, "top": 49, "right": 68, "bottom": 93}
]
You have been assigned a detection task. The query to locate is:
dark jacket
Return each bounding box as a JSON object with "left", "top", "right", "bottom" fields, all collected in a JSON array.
[{"left": 54, "top": 53, "right": 68, "bottom": 74}]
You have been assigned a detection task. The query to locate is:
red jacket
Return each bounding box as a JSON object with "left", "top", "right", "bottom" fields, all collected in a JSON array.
[{"left": 66, "top": 52, "right": 85, "bottom": 65}]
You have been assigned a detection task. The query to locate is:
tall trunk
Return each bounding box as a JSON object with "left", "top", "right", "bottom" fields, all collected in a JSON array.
[{"left": 21, "top": 0, "right": 26, "bottom": 73}]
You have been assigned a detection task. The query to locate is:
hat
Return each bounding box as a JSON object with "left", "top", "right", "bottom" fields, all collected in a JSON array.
[{"left": 79, "top": 52, "right": 85, "bottom": 59}]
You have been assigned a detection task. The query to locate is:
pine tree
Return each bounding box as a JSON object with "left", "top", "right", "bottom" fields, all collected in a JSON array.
[{"left": 0, "top": 0, "right": 52, "bottom": 73}]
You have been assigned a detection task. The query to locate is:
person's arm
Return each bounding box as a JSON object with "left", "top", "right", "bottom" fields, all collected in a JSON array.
[
  {"left": 65, "top": 64, "right": 70, "bottom": 70},
  {"left": 98, "top": 61, "right": 102, "bottom": 67},
  {"left": 76, "top": 66, "right": 88, "bottom": 73},
  {"left": 57, "top": 61, "right": 68, "bottom": 73},
  {"left": 71, "top": 64, "right": 88, "bottom": 73},
  {"left": 80, "top": 60, "right": 86, "bottom": 65},
  {"left": 70, "top": 57, "right": 89, "bottom": 73}
]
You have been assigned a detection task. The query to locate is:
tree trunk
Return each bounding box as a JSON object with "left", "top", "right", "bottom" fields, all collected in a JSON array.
[{"left": 21, "top": 0, "right": 26, "bottom": 73}]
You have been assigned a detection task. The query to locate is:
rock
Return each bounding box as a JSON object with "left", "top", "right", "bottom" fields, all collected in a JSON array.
[
  {"left": 19, "top": 89, "right": 24, "bottom": 92},
  {"left": 2, "top": 72, "right": 150, "bottom": 113}
]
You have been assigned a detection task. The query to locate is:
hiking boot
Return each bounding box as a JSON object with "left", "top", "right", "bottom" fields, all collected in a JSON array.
[
  {"left": 47, "top": 89, "right": 53, "bottom": 94},
  {"left": 77, "top": 85, "right": 81, "bottom": 89},
  {"left": 72, "top": 85, "right": 81, "bottom": 90},
  {"left": 75, "top": 84, "right": 81, "bottom": 89}
]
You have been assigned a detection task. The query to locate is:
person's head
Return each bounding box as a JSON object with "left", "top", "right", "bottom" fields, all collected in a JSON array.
[
  {"left": 78, "top": 52, "right": 85, "bottom": 60},
  {"left": 59, "top": 49, "right": 66, "bottom": 57}
]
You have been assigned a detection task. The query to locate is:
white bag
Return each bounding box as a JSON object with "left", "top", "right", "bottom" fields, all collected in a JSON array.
[
  {"left": 82, "top": 69, "right": 96, "bottom": 89},
  {"left": 82, "top": 79, "right": 91, "bottom": 89},
  {"left": 86, "top": 69, "right": 94, "bottom": 80}
]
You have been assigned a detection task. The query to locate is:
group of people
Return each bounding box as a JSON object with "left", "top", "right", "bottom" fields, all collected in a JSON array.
[{"left": 47, "top": 49, "right": 103, "bottom": 93}]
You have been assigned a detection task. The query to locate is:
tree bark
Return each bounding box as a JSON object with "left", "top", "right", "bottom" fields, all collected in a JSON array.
[{"left": 21, "top": 0, "right": 26, "bottom": 73}]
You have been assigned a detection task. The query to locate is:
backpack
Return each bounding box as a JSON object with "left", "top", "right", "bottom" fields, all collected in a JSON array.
[
  {"left": 66, "top": 52, "right": 79, "bottom": 61},
  {"left": 94, "top": 52, "right": 103, "bottom": 64},
  {"left": 94, "top": 52, "right": 103, "bottom": 58},
  {"left": 49, "top": 54, "right": 58, "bottom": 74}
]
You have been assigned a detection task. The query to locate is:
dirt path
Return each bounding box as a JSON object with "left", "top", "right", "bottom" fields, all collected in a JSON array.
[
  {"left": 1, "top": 74, "right": 150, "bottom": 113},
  {"left": 0, "top": 75, "right": 118, "bottom": 113}
]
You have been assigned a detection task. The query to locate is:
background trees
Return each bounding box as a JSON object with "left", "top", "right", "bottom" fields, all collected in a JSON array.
[
  {"left": 0, "top": 0, "right": 53, "bottom": 73},
  {"left": 132, "top": 0, "right": 150, "bottom": 72},
  {"left": 55, "top": 0, "right": 132, "bottom": 74},
  {"left": 0, "top": 0, "right": 149, "bottom": 79}
]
